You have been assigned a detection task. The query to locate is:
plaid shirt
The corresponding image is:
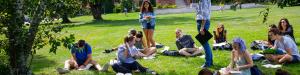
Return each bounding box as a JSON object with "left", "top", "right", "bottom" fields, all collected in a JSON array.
[{"left": 191, "top": 0, "right": 211, "bottom": 20}]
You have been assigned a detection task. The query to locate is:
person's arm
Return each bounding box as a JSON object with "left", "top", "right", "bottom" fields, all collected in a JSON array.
[
  {"left": 139, "top": 13, "right": 145, "bottom": 22},
  {"left": 282, "top": 27, "right": 293, "bottom": 35},
  {"left": 83, "top": 54, "right": 92, "bottom": 66},
  {"left": 137, "top": 51, "right": 148, "bottom": 57},
  {"left": 124, "top": 44, "right": 129, "bottom": 58},
  {"left": 83, "top": 45, "right": 92, "bottom": 66},
  {"left": 237, "top": 51, "right": 254, "bottom": 70},
  {"left": 150, "top": 12, "right": 156, "bottom": 19},
  {"left": 228, "top": 50, "right": 236, "bottom": 69},
  {"left": 285, "top": 48, "right": 292, "bottom": 55}
]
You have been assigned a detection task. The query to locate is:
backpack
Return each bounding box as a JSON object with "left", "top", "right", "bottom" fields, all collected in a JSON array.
[{"left": 250, "top": 40, "right": 269, "bottom": 50}]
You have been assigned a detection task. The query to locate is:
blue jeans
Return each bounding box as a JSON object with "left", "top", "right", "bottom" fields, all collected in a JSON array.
[{"left": 197, "top": 20, "right": 213, "bottom": 66}]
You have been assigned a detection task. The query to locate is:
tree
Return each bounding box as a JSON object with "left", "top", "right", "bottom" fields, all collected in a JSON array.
[
  {"left": 0, "top": 0, "right": 75, "bottom": 75},
  {"left": 48, "top": 0, "right": 82, "bottom": 23}
]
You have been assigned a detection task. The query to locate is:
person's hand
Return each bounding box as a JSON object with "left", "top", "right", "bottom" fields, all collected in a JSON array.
[
  {"left": 200, "top": 28, "right": 205, "bottom": 35},
  {"left": 145, "top": 16, "right": 151, "bottom": 19},
  {"left": 233, "top": 66, "right": 240, "bottom": 71}
]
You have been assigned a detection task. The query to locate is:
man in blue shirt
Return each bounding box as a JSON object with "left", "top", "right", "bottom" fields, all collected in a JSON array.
[{"left": 57, "top": 40, "right": 108, "bottom": 74}]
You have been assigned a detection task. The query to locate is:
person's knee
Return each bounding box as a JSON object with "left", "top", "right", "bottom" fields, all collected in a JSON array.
[
  {"left": 179, "top": 49, "right": 187, "bottom": 54},
  {"left": 90, "top": 60, "right": 98, "bottom": 64}
]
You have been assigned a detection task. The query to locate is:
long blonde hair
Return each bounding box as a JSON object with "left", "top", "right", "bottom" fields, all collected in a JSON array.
[{"left": 215, "top": 23, "right": 225, "bottom": 38}]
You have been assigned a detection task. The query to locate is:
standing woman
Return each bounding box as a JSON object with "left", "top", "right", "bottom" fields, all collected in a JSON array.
[
  {"left": 139, "top": 0, "right": 156, "bottom": 48},
  {"left": 278, "top": 18, "right": 295, "bottom": 41},
  {"left": 192, "top": 0, "right": 213, "bottom": 68}
]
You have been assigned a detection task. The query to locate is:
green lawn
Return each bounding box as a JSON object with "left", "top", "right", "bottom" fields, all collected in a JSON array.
[{"left": 32, "top": 6, "right": 300, "bottom": 75}]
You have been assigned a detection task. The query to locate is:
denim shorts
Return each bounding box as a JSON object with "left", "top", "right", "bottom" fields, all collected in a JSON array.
[
  {"left": 142, "top": 23, "right": 155, "bottom": 30},
  {"left": 291, "top": 55, "right": 300, "bottom": 63}
]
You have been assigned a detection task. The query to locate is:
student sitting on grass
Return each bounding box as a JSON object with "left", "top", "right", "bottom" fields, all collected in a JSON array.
[
  {"left": 57, "top": 40, "right": 109, "bottom": 74},
  {"left": 278, "top": 18, "right": 295, "bottom": 41},
  {"left": 112, "top": 36, "right": 156, "bottom": 75},
  {"left": 213, "top": 23, "right": 227, "bottom": 44},
  {"left": 221, "top": 38, "right": 253, "bottom": 75},
  {"left": 212, "top": 23, "right": 232, "bottom": 50},
  {"left": 135, "top": 31, "right": 157, "bottom": 56},
  {"left": 268, "top": 24, "right": 277, "bottom": 47},
  {"left": 265, "top": 28, "right": 300, "bottom": 64},
  {"left": 175, "top": 28, "right": 202, "bottom": 57}
]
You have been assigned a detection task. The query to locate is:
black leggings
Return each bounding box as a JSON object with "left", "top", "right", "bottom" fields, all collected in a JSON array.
[{"left": 112, "top": 61, "right": 147, "bottom": 73}]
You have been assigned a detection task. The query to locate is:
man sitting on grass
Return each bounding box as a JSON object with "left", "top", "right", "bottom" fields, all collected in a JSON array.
[
  {"left": 57, "top": 40, "right": 109, "bottom": 74},
  {"left": 175, "top": 28, "right": 202, "bottom": 57},
  {"left": 265, "top": 28, "right": 300, "bottom": 64}
]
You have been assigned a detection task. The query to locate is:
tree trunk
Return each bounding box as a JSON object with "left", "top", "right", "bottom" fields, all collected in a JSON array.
[
  {"left": 7, "top": 0, "right": 31, "bottom": 75},
  {"left": 6, "top": 0, "right": 46, "bottom": 75},
  {"left": 90, "top": 2, "right": 103, "bottom": 21},
  {"left": 61, "top": 13, "right": 71, "bottom": 23}
]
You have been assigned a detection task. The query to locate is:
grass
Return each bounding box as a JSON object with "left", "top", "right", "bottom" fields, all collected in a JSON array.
[{"left": 32, "top": 6, "right": 300, "bottom": 75}]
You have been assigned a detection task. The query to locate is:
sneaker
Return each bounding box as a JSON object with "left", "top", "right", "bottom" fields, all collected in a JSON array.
[
  {"left": 146, "top": 69, "right": 157, "bottom": 75},
  {"left": 100, "top": 63, "right": 109, "bottom": 72},
  {"left": 56, "top": 68, "right": 70, "bottom": 74},
  {"left": 200, "top": 64, "right": 212, "bottom": 68}
]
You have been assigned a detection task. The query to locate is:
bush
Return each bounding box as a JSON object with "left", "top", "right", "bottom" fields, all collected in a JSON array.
[
  {"left": 0, "top": 52, "right": 9, "bottom": 74},
  {"left": 157, "top": 4, "right": 177, "bottom": 9}
]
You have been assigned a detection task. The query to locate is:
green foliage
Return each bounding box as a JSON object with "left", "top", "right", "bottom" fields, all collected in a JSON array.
[
  {"left": 102, "top": 0, "right": 115, "bottom": 13},
  {"left": 114, "top": 4, "right": 123, "bottom": 13},
  {"left": 157, "top": 4, "right": 177, "bottom": 9},
  {"left": 121, "top": 0, "right": 134, "bottom": 12},
  {"left": 260, "top": 7, "right": 270, "bottom": 23}
]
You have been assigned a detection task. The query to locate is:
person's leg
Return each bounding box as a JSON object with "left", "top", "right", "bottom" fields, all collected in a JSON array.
[
  {"left": 144, "top": 29, "right": 150, "bottom": 48},
  {"left": 179, "top": 48, "right": 192, "bottom": 56},
  {"left": 203, "top": 20, "right": 213, "bottom": 67},
  {"left": 90, "top": 60, "right": 104, "bottom": 71},
  {"left": 112, "top": 63, "right": 131, "bottom": 73},
  {"left": 64, "top": 59, "right": 76, "bottom": 70},
  {"left": 131, "top": 61, "right": 147, "bottom": 73},
  {"left": 203, "top": 42, "right": 213, "bottom": 66},
  {"left": 278, "top": 54, "right": 293, "bottom": 63},
  {"left": 191, "top": 48, "right": 202, "bottom": 56},
  {"left": 144, "top": 47, "right": 157, "bottom": 56},
  {"left": 149, "top": 29, "right": 156, "bottom": 47}
]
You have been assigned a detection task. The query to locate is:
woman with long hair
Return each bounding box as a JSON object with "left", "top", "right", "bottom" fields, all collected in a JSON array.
[
  {"left": 139, "top": 0, "right": 156, "bottom": 48},
  {"left": 278, "top": 18, "right": 295, "bottom": 41}
]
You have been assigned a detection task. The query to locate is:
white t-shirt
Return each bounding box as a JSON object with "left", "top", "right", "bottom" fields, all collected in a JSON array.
[{"left": 275, "top": 36, "right": 300, "bottom": 58}]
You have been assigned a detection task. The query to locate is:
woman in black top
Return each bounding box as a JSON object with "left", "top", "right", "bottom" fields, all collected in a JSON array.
[
  {"left": 278, "top": 18, "right": 295, "bottom": 41},
  {"left": 213, "top": 23, "right": 227, "bottom": 44}
]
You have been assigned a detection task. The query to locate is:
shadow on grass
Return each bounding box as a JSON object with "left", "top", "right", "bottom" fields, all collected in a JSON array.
[
  {"left": 31, "top": 55, "right": 57, "bottom": 72},
  {"left": 62, "top": 15, "right": 257, "bottom": 30}
]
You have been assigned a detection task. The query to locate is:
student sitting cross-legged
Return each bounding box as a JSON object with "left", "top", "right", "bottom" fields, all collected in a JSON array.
[
  {"left": 175, "top": 28, "right": 202, "bottom": 57},
  {"left": 57, "top": 40, "right": 109, "bottom": 74},
  {"left": 111, "top": 35, "right": 157, "bottom": 75}
]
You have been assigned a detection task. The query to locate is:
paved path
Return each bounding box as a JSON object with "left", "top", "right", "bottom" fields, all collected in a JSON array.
[{"left": 155, "top": 3, "right": 265, "bottom": 14}]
